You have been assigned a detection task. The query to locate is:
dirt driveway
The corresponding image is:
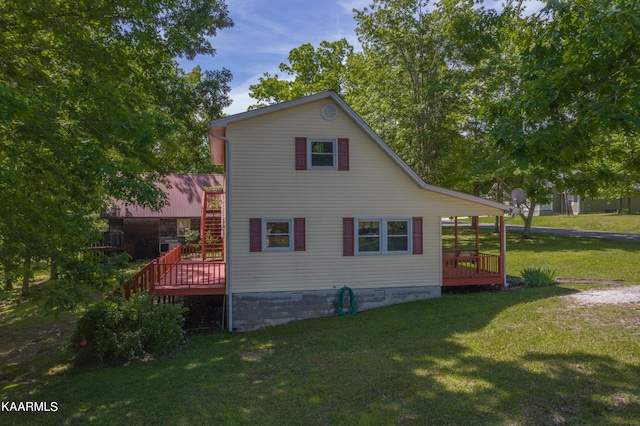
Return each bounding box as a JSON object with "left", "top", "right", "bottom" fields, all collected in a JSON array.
[{"left": 564, "top": 285, "right": 640, "bottom": 305}]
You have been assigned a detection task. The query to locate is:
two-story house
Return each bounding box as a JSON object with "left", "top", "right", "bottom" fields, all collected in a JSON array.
[{"left": 208, "top": 91, "right": 510, "bottom": 331}]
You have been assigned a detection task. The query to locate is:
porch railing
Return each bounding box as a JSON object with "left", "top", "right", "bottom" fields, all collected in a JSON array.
[
  {"left": 93, "top": 232, "right": 123, "bottom": 248},
  {"left": 442, "top": 251, "right": 502, "bottom": 286}
]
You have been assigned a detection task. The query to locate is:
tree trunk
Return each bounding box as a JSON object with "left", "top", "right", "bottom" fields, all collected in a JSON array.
[
  {"left": 3, "top": 276, "right": 12, "bottom": 291},
  {"left": 2, "top": 259, "right": 13, "bottom": 291},
  {"left": 624, "top": 176, "right": 631, "bottom": 213},
  {"left": 471, "top": 183, "right": 481, "bottom": 229},
  {"left": 50, "top": 262, "right": 58, "bottom": 280},
  {"left": 493, "top": 180, "right": 503, "bottom": 233},
  {"left": 21, "top": 257, "right": 31, "bottom": 297},
  {"left": 520, "top": 202, "right": 536, "bottom": 239}
]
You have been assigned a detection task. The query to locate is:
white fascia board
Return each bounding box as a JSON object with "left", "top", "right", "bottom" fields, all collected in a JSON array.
[{"left": 208, "top": 92, "right": 337, "bottom": 128}]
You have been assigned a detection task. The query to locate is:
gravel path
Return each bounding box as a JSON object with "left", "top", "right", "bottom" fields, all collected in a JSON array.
[{"left": 564, "top": 285, "right": 640, "bottom": 305}]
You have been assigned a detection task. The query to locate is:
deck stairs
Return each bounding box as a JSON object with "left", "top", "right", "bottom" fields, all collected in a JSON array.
[{"left": 201, "top": 191, "right": 224, "bottom": 261}]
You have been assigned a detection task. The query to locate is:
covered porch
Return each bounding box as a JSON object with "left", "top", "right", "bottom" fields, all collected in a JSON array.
[{"left": 442, "top": 216, "right": 505, "bottom": 288}]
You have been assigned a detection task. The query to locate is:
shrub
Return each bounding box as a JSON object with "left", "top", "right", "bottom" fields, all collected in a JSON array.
[
  {"left": 73, "top": 294, "right": 186, "bottom": 363},
  {"left": 521, "top": 266, "right": 557, "bottom": 287},
  {"left": 183, "top": 229, "right": 201, "bottom": 245}
]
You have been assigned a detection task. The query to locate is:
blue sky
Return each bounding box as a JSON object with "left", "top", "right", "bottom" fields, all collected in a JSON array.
[{"left": 179, "top": 0, "right": 544, "bottom": 115}]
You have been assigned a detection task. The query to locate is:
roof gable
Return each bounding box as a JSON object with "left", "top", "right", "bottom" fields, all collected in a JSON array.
[{"left": 210, "top": 91, "right": 509, "bottom": 213}]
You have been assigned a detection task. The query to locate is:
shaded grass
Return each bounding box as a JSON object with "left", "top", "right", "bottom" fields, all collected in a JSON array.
[
  {"left": 2, "top": 285, "right": 640, "bottom": 425},
  {"left": 0, "top": 260, "right": 149, "bottom": 388}
]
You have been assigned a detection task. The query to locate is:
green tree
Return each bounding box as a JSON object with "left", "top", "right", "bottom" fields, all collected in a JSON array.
[
  {"left": 488, "top": 0, "right": 640, "bottom": 170},
  {"left": 155, "top": 66, "right": 232, "bottom": 173},
  {"left": 579, "top": 134, "right": 640, "bottom": 213},
  {"left": 0, "top": 0, "right": 233, "bottom": 296},
  {"left": 351, "top": 0, "right": 470, "bottom": 186},
  {"left": 480, "top": 0, "right": 640, "bottom": 233},
  {"left": 249, "top": 39, "right": 353, "bottom": 108}
]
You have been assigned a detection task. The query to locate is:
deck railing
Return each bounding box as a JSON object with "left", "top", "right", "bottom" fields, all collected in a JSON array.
[
  {"left": 154, "top": 261, "right": 226, "bottom": 288},
  {"left": 122, "top": 260, "right": 158, "bottom": 299},
  {"left": 442, "top": 251, "right": 502, "bottom": 286},
  {"left": 121, "top": 244, "right": 225, "bottom": 298},
  {"left": 180, "top": 244, "right": 203, "bottom": 258}
]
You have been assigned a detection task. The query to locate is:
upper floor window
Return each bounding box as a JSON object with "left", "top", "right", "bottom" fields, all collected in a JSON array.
[
  {"left": 308, "top": 138, "right": 337, "bottom": 169},
  {"left": 296, "top": 137, "right": 349, "bottom": 171}
]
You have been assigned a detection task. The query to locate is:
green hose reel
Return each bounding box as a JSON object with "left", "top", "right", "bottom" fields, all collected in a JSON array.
[{"left": 335, "top": 286, "right": 358, "bottom": 316}]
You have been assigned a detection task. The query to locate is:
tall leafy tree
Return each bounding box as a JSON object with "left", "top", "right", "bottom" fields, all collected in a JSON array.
[
  {"left": 488, "top": 0, "right": 640, "bottom": 172},
  {"left": 482, "top": 0, "right": 640, "bottom": 233},
  {"left": 352, "top": 0, "right": 471, "bottom": 186},
  {"left": 155, "top": 66, "right": 232, "bottom": 173},
  {"left": 248, "top": 39, "right": 353, "bottom": 108},
  {"left": 0, "top": 0, "right": 233, "bottom": 295}
]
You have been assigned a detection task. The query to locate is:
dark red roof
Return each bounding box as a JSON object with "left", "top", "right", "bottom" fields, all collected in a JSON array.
[{"left": 104, "top": 174, "right": 223, "bottom": 218}]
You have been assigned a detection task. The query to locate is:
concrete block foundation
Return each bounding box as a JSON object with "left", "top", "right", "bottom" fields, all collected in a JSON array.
[{"left": 231, "top": 285, "right": 441, "bottom": 332}]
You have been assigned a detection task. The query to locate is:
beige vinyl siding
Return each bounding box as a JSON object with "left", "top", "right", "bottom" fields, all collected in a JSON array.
[{"left": 228, "top": 99, "right": 504, "bottom": 293}]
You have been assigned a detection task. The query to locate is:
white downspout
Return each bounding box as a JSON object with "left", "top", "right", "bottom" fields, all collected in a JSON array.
[
  {"left": 208, "top": 129, "right": 233, "bottom": 332},
  {"left": 225, "top": 137, "right": 232, "bottom": 332}
]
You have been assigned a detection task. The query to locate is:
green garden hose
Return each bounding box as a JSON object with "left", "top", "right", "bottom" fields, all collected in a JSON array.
[{"left": 335, "top": 286, "right": 358, "bottom": 316}]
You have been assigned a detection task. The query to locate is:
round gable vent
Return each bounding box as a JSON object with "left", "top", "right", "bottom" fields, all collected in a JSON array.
[{"left": 321, "top": 103, "right": 338, "bottom": 120}]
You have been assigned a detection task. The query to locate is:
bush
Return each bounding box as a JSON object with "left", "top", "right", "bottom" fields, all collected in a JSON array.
[
  {"left": 521, "top": 266, "right": 557, "bottom": 287},
  {"left": 73, "top": 294, "right": 186, "bottom": 363},
  {"left": 183, "top": 229, "right": 201, "bottom": 245}
]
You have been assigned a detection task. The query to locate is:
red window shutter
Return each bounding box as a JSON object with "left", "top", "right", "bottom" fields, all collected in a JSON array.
[
  {"left": 295, "top": 137, "right": 307, "bottom": 170},
  {"left": 338, "top": 138, "right": 349, "bottom": 171},
  {"left": 412, "top": 217, "right": 423, "bottom": 255},
  {"left": 294, "top": 218, "right": 306, "bottom": 251},
  {"left": 343, "top": 217, "right": 354, "bottom": 256},
  {"left": 249, "top": 218, "right": 262, "bottom": 252}
]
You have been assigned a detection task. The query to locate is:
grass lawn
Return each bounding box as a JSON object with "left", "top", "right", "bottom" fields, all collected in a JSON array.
[
  {"left": 2, "top": 284, "right": 640, "bottom": 425},
  {"left": 465, "top": 213, "right": 640, "bottom": 234},
  {"left": 444, "top": 228, "right": 640, "bottom": 283},
  {"left": 1, "top": 235, "right": 639, "bottom": 425}
]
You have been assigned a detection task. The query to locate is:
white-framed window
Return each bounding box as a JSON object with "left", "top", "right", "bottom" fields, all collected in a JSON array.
[
  {"left": 357, "top": 220, "right": 381, "bottom": 253},
  {"left": 355, "top": 218, "right": 412, "bottom": 255},
  {"left": 263, "top": 219, "right": 294, "bottom": 251},
  {"left": 177, "top": 218, "right": 191, "bottom": 237},
  {"left": 308, "top": 138, "right": 337, "bottom": 169}
]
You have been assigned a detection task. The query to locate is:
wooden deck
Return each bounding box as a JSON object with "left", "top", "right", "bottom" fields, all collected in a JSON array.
[
  {"left": 154, "top": 258, "right": 226, "bottom": 296},
  {"left": 121, "top": 244, "right": 502, "bottom": 299},
  {"left": 122, "top": 245, "right": 226, "bottom": 298}
]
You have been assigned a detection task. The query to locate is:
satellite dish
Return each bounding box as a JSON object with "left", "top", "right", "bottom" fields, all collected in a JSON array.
[{"left": 511, "top": 188, "right": 526, "bottom": 205}]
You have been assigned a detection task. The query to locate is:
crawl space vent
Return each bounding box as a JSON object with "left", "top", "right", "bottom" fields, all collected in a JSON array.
[{"left": 321, "top": 103, "right": 338, "bottom": 120}]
